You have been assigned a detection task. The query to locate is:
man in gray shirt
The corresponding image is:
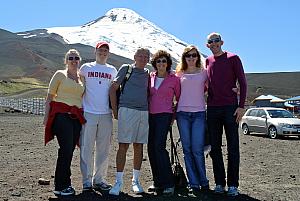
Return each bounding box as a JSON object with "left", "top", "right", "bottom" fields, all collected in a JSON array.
[{"left": 109, "top": 48, "right": 150, "bottom": 196}]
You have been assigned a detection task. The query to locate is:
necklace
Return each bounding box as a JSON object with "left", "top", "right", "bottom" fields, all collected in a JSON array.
[{"left": 67, "top": 70, "right": 79, "bottom": 82}]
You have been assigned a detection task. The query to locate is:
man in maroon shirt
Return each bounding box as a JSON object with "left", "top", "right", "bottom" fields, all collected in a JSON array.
[{"left": 205, "top": 32, "right": 247, "bottom": 197}]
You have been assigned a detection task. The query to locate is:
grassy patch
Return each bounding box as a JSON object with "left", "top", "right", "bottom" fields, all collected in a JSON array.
[
  {"left": 10, "top": 77, "right": 46, "bottom": 86},
  {"left": 0, "top": 78, "right": 47, "bottom": 96}
]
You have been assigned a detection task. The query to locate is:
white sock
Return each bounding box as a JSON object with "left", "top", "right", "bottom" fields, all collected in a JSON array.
[
  {"left": 132, "top": 169, "right": 140, "bottom": 181},
  {"left": 116, "top": 172, "right": 123, "bottom": 183}
]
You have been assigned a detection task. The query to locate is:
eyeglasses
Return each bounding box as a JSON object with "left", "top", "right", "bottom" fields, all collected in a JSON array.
[
  {"left": 207, "top": 38, "right": 221, "bottom": 44},
  {"left": 185, "top": 53, "right": 198, "bottom": 58},
  {"left": 68, "top": 56, "right": 80, "bottom": 61},
  {"left": 156, "top": 59, "right": 167, "bottom": 64}
]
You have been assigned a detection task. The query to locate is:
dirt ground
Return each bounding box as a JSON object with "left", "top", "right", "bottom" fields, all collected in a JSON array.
[{"left": 0, "top": 108, "right": 299, "bottom": 201}]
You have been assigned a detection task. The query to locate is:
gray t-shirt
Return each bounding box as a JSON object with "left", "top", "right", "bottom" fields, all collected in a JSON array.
[{"left": 114, "top": 64, "right": 149, "bottom": 111}]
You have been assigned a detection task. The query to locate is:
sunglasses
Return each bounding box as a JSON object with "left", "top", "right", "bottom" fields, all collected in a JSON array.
[
  {"left": 185, "top": 53, "right": 198, "bottom": 58},
  {"left": 156, "top": 59, "right": 167, "bottom": 64},
  {"left": 68, "top": 56, "right": 80, "bottom": 61},
  {"left": 207, "top": 38, "right": 221, "bottom": 44}
]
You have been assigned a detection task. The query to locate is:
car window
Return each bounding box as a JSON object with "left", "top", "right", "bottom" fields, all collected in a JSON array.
[
  {"left": 248, "top": 109, "right": 258, "bottom": 117},
  {"left": 257, "top": 110, "right": 267, "bottom": 117},
  {"left": 267, "top": 110, "right": 294, "bottom": 118}
]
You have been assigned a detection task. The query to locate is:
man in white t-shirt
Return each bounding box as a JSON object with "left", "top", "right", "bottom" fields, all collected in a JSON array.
[{"left": 79, "top": 41, "right": 117, "bottom": 192}]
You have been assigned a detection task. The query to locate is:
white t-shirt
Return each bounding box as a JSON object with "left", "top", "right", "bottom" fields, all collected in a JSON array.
[
  {"left": 154, "top": 77, "right": 164, "bottom": 89},
  {"left": 80, "top": 61, "right": 117, "bottom": 114}
]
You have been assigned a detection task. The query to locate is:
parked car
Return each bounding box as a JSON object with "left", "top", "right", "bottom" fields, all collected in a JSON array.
[{"left": 241, "top": 107, "right": 300, "bottom": 139}]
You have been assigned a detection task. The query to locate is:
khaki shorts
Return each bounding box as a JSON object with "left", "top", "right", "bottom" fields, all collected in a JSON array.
[{"left": 118, "top": 107, "right": 149, "bottom": 143}]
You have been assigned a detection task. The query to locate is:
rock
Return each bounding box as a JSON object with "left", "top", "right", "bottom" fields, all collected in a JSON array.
[
  {"left": 38, "top": 178, "right": 50, "bottom": 185},
  {"left": 290, "top": 175, "right": 296, "bottom": 179},
  {"left": 11, "top": 191, "right": 21, "bottom": 197}
]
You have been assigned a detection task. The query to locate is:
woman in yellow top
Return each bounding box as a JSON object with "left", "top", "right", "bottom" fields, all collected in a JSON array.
[{"left": 43, "top": 49, "right": 85, "bottom": 196}]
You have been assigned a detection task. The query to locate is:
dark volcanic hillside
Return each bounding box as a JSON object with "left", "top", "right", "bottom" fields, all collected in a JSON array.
[
  {"left": 246, "top": 72, "right": 300, "bottom": 102},
  {"left": 0, "top": 28, "right": 299, "bottom": 102},
  {"left": 0, "top": 29, "right": 132, "bottom": 82}
]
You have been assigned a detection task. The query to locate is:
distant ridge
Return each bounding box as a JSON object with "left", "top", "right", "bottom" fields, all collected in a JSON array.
[
  {"left": 245, "top": 72, "right": 300, "bottom": 103},
  {"left": 1, "top": 7, "right": 299, "bottom": 102}
]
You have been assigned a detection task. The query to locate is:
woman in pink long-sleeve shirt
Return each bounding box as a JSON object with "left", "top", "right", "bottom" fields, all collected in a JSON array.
[
  {"left": 175, "top": 45, "right": 209, "bottom": 194},
  {"left": 147, "top": 50, "right": 180, "bottom": 195}
]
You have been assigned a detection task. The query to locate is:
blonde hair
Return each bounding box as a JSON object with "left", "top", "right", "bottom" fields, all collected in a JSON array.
[
  {"left": 64, "top": 49, "right": 81, "bottom": 65},
  {"left": 176, "top": 45, "right": 203, "bottom": 73}
]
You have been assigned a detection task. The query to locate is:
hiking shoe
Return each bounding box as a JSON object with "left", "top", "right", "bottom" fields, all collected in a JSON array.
[
  {"left": 214, "top": 185, "right": 225, "bottom": 194},
  {"left": 53, "top": 190, "right": 61, "bottom": 196},
  {"left": 162, "top": 187, "right": 174, "bottom": 196},
  {"left": 227, "top": 186, "right": 239, "bottom": 196},
  {"left": 131, "top": 180, "right": 144, "bottom": 194},
  {"left": 148, "top": 184, "right": 159, "bottom": 192},
  {"left": 93, "top": 182, "right": 112, "bottom": 191},
  {"left": 109, "top": 181, "right": 123, "bottom": 196},
  {"left": 188, "top": 186, "right": 200, "bottom": 197},
  {"left": 201, "top": 185, "right": 210, "bottom": 192},
  {"left": 82, "top": 186, "right": 93, "bottom": 193},
  {"left": 60, "top": 186, "right": 75, "bottom": 196}
]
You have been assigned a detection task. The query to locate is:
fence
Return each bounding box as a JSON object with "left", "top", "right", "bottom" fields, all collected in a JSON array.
[{"left": 0, "top": 98, "right": 45, "bottom": 115}]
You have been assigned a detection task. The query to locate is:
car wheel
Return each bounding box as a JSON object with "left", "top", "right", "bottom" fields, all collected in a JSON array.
[
  {"left": 268, "top": 126, "right": 277, "bottom": 139},
  {"left": 242, "top": 124, "right": 250, "bottom": 135}
]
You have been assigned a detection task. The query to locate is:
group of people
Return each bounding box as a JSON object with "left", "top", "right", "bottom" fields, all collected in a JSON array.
[{"left": 43, "top": 32, "right": 247, "bottom": 197}]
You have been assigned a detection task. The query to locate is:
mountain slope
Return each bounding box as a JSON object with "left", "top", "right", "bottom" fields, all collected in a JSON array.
[
  {"left": 0, "top": 30, "right": 132, "bottom": 82},
  {"left": 1, "top": 7, "right": 299, "bottom": 101},
  {"left": 246, "top": 72, "right": 300, "bottom": 101},
  {"left": 17, "top": 8, "right": 189, "bottom": 61}
]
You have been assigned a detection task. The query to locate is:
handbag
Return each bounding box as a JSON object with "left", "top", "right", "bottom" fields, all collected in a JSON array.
[
  {"left": 204, "top": 120, "right": 211, "bottom": 158},
  {"left": 170, "top": 127, "right": 188, "bottom": 189}
]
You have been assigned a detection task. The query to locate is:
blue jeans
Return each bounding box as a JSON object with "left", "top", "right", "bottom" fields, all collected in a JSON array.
[
  {"left": 176, "top": 111, "right": 209, "bottom": 188},
  {"left": 148, "top": 113, "right": 174, "bottom": 188},
  {"left": 207, "top": 105, "right": 240, "bottom": 187}
]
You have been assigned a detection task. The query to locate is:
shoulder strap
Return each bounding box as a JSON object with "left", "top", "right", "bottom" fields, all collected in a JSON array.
[
  {"left": 144, "top": 68, "right": 149, "bottom": 73},
  {"left": 125, "top": 64, "right": 133, "bottom": 80},
  {"left": 120, "top": 64, "right": 133, "bottom": 93}
]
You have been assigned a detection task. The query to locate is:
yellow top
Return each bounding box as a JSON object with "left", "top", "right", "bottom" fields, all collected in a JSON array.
[{"left": 48, "top": 70, "right": 84, "bottom": 107}]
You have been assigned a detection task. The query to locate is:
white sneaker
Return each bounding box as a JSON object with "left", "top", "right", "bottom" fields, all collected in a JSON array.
[
  {"left": 227, "top": 186, "right": 239, "bottom": 196},
  {"left": 131, "top": 180, "right": 144, "bottom": 194},
  {"left": 214, "top": 185, "right": 225, "bottom": 194},
  {"left": 109, "top": 181, "right": 123, "bottom": 196},
  {"left": 147, "top": 184, "right": 158, "bottom": 192}
]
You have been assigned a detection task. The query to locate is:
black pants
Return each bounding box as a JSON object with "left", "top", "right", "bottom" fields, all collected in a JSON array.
[
  {"left": 148, "top": 113, "right": 174, "bottom": 188},
  {"left": 207, "top": 105, "right": 240, "bottom": 187},
  {"left": 52, "top": 113, "right": 81, "bottom": 191}
]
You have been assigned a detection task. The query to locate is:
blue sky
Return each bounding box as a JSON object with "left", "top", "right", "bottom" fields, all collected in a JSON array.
[{"left": 1, "top": 0, "right": 299, "bottom": 73}]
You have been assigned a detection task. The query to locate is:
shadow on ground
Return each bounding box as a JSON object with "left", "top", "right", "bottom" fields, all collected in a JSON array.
[{"left": 48, "top": 188, "right": 261, "bottom": 201}]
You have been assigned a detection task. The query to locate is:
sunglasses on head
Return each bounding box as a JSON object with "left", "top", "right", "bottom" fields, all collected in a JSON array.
[
  {"left": 185, "top": 53, "right": 198, "bottom": 58},
  {"left": 68, "top": 56, "right": 80, "bottom": 61},
  {"left": 207, "top": 38, "right": 221, "bottom": 44},
  {"left": 156, "top": 59, "right": 167, "bottom": 64}
]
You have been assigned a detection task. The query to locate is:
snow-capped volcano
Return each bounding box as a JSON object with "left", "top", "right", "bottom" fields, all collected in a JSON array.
[{"left": 18, "top": 8, "right": 189, "bottom": 61}]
